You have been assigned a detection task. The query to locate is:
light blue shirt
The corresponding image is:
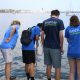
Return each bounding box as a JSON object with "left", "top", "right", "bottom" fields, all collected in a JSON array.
[{"left": 0, "top": 25, "right": 19, "bottom": 49}]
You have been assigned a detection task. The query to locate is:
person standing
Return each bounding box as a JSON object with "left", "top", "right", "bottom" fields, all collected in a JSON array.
[
  {"left": 41, "top": 10, "right": 64, "bottom": 80},
  {"left": 0, "top": 20, "right": 21, "bottom": 80},
  {"left": 21, "top": 24, "right": 42, "bottom": 80},
  {"left": 65, "top": 15, "right": 80, "bottom": 80}
]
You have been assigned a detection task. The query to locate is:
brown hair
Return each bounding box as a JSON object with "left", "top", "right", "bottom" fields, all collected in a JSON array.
[
  {"left": 70, "top": 15, "right": 79, "bottom": 27},
  {"left": 11, "top": 20, "right": 21, "bottom": 25}
]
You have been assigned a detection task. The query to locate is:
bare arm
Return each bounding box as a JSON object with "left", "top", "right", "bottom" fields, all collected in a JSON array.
[
  {"left": 35, "top": 35, "right": 39, "bottom": 49},
  {"left": 5, "top": 27, "right": 16, "bottom": 42},
  {"left": 59, "top": 30, "right": 64, "bottom": 53},
  {"left": 41, "top": 31, "right": 44, "bottom": 45},
  {"left": 35, "top": 35, "right": 39, "bottom": 41}
]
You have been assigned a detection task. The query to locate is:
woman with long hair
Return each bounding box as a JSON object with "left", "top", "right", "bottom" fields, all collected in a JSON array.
[{"left": 65, "top": 15, "right": 80, "bottom": 80}]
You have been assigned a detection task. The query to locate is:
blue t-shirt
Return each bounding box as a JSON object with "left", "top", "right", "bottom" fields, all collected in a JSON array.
[
  {"left": 43, "top": 17, "right": 64, "bottom": 49},
  {"left": 65, "top": 26, "right": 80, "bottom": 58},
  {"left": 0, "top": 25, "right": 19, "bottom": 49},
  {"left": 22, "top": 26, "right": 40, "bottom": 50}
]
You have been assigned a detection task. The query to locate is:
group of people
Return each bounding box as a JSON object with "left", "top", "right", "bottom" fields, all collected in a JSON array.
[{"left": 0, "top": 9, "right": 80, "bottom": 80}]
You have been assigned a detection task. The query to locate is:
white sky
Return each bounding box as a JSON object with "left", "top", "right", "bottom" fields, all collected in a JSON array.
[{"left": 0, "top": 0, "right": 80, "bottom": 11}]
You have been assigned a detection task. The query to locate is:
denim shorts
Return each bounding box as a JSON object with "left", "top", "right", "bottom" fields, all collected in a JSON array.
[
  {"left": 68, "top": 56, "right": 80, "bottom": 60},
  {"left": 43, "top": 47, "right": 61, "bottom": 68}
]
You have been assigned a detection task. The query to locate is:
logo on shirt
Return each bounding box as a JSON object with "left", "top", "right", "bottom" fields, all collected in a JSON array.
[
  {"left": 44, "top": 21, "right": 58, "bottom": 26},
  {"left": 69, "top": 28, "right": 80, "bottom": 35}
]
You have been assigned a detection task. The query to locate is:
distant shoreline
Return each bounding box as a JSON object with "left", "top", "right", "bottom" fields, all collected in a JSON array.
[{"left": 0, "top": 9, "right": 80, "bottom": 13}]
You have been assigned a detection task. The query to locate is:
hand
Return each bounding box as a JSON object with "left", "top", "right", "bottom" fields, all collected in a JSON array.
[
  {"left": 36, "top": 45, "right": 38, "bottom": 49},
  {"left": 5, "top": 37, "right": 11, "bottom": 42},
  {"left": 60, "top": 48, "right": 64, "bottom": 55}
]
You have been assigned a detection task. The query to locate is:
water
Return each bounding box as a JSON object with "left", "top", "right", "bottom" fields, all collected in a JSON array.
[{"left": 0, "top": 12, "right": 80, "bottom": 80}]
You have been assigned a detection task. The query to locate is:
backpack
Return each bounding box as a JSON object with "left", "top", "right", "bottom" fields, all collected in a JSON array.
[{"left": 20, "top": 27, "right": 32, "bottom": 46}]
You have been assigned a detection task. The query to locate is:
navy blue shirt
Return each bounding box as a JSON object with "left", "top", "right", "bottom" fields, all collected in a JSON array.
[{"left": 43, "top": 17, "right": 64, "bottom": 49}]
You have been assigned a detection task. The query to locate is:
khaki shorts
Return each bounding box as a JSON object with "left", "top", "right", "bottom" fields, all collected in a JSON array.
[
  {"left": 43, "top": 47, "right": 61, "bottom": 68},
  {"left": 0, "top": 48, "right": 13, "bottom": 63}
]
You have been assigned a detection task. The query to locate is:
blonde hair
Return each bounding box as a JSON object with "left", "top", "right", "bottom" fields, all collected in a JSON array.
[{"left": 11, "top": 20, "right": 21, "bottom": 25}]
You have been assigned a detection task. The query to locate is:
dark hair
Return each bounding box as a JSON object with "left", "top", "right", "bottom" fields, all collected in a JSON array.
[
  {"left": 70, "top": 15, "right": 79, "bottom": 27},
  {"left": 37, "top": 23, "right": 43, "bottom": 28},
  {"left": 51, "top": 10, "right": 60, "bottom": 16}
]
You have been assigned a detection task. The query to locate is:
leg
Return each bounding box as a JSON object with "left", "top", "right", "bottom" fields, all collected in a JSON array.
[
  {"left": 50, "top": 49, "right": 61, "bottom": 80},
  {"left": 55, "top": 68, "right": 61, "bottom": 80},
  {"left": 22, "top": 50, "right": 31, "bottom": 79},
  {"left": 29, "top": 50, "right": 35, "bottom": 80},
  {"left": 74, "top": 61, "right": 77, "bottom": 80},
  {"left": 68, "top": 59, "right": 76, "bottom": 80},
  {"left": 25, "top": 63, "right": 30, "bottom": 80},
  {"left": 25, "top": 63, "right": 35, "bottom": 80},
  {"left": 43, "top": 47, "right": 52, "bottom": 80},
  {"left": 22, "top": 50, "right": 35, "bottom": 80},
  {"left": 25, "top": 50, "right": 35, "bottom": 80},
  {"left": 76, "top": 60, "right": 80, "bottom": 80},
  {"left": 5, "top": 63, "right": 11, "bottom": 80},
  {"left": 46, "top": 65, "right": 52, "bottom": 80},
  {"left": 29, "top": 63, "right": 35, "bottom": 78},
  {"left": 1, "top": 49, "right": 13, "bottom": 80},
  {"left": 25, "top": 63, "right": 30, "bottom": 73}
]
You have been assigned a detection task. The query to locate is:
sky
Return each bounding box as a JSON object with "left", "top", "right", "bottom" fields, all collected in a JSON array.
[{"left": 0, "top": 0, "right": 80, "bottom": 11}]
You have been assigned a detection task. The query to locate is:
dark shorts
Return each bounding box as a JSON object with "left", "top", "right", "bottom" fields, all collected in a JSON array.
[
  {"left": 22, "top": 50, "right": 35, "bottom": 64},
  {"left": 68, "top": 57, "right": 80, "bottom": 60},
  {"left": 43, "top": 47, "right": 61, "bottom": 68}
]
